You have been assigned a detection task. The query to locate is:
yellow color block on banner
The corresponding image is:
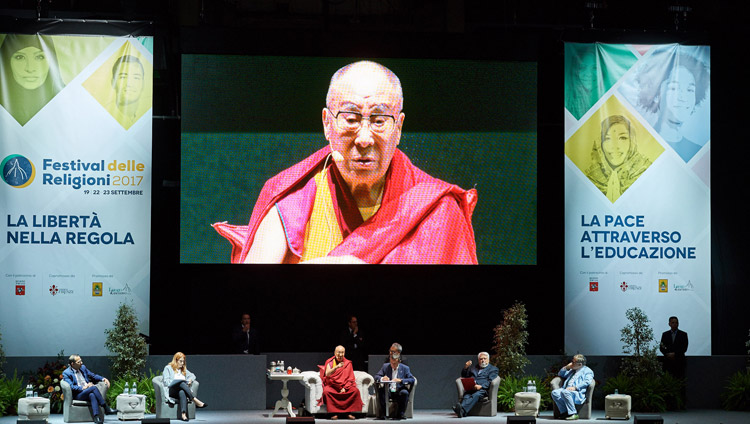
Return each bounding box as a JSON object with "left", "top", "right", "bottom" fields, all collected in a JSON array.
[
  {"left": 565, "top": 95, "right": 664, "bottom": 203},
  {"left": 82, "top": 40, "right": 153, "bottom": 130}
]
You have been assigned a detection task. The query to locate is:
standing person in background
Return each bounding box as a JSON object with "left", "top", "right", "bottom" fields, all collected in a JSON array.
[
  {"left": 339, "top": 315, "right": 366, "bottom": 370},
  {"left": 232, "top": 313, "right": 260, "bottom": 354},
  {"left": 660, "top": 316, "right": 688, "bottom": 378}
]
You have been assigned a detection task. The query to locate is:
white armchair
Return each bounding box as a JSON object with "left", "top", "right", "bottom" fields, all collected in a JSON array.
[{"left": 298, "top": 370, "right": 374, "bottom": 415}]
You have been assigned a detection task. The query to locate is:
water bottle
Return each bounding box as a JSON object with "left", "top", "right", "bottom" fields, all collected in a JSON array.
[
  {"left": 526, "top": 380, "right": 533, "bottom": 393},
  {"left": 124, "top": 382, "right": 130, "bottom": 395},
  {"left": 614, "top": 388, "right": 619, "bottom": 395},
  {"left": 26, "top": 384, "right": 32, "bottom": 397},
  {"left": 131, "top": 382, "right": 137, "bottom": 395},
  {"left": 530, "top": 380, "right": 537, "bottom": 393}
]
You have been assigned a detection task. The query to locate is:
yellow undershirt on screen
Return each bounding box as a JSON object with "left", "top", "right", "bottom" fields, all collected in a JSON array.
[{"left": 300, "top": 167, "right": 381, "bottom": 261}]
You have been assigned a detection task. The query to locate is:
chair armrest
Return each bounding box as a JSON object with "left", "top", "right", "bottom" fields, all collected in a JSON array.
[
  {"left": 299, "top": 371, "right": 321, "bottom": 389},
  {"left": 354, "top": 371, "right": 374, "bottom": 388},
  {"left": 455, "top": 378, "right": 465, "bottom": 399},
  {"left": 488, "top": 376, "right": 501, "bottom": 399},
  {"left": 550, "top": 376, "right": 562, "bottom": 390}
]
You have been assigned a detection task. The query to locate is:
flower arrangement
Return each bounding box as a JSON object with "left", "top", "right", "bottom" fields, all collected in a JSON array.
[{"left": 28, "top": 352, "right": 67, "bottom": 413}]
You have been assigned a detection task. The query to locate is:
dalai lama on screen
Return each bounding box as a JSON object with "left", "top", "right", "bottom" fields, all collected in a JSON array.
[{"left": 213, "top": 60, "right": 478, "bottom": 264}]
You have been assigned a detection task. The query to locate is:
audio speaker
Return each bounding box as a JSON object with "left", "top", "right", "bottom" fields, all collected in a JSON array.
[
  {"left": 286, "top": 418, "right": 315, "bottom": 423},
  {"left": 506, "top": 417, "right": 536, "bottom": 423},
  {"left": 634, "top": 415, "right": 664, "bottom": 424},
  {"left": 141, "top": 419, "right": 171, "bottom": 424},
  {"left": 17, "top": 420, "right": 47, "bottom": 424}
]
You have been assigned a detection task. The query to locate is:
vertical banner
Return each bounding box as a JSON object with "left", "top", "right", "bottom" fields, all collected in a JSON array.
[
  {"left": 0, "top": 34, "right": 152, "bottom": 356},
  {"left": 564, "top": 43, "right": 710, "bottom": 355}
]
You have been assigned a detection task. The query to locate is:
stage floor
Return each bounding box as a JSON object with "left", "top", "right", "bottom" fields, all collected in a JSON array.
[{"left": 2, "top": 409, "right": 750, "bottom": 424}]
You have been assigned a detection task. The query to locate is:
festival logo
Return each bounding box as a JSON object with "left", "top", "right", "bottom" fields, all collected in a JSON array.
[
  {"left": 92, "top": 282, "right": 103, "bottom": 296},
  {"left": 659, "top": 279, "right": 668, "bottom": 293},
  {"left": 1, "top": 154, "right": 36, "bottom": 188}
]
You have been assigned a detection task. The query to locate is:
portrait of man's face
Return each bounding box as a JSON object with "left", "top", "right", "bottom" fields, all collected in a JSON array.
[
  {"left": 113, "top": 60, "right": 144, "bottom": 107},
  {"left": 602, "top": 122, "right": 631, "bottom": 168},
  {"left": 324, "top": 66, "right": 404, "bottom": 192},
  {"left": 10, "top": 46, "right": 50, "bottom": 90},
  {"left": 662, "top": 65, "right": 696, "bottom": 125}
]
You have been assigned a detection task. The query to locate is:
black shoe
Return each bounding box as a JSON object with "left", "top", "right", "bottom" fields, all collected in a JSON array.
[
  {"left": 104, "top": 405, "right": 119, "bottom": 415},
  {"left": 93, "top": 414, "right": 104, "bottom": 424},
  {"left": 196, "top": 402, "right": 208, "bottom": 409},
  {"left": 452, "top": 404, "right": 463, "bottom": 418}
]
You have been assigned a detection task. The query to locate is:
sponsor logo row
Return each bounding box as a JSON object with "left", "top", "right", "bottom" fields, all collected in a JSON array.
[
  {"left": 588, "top": 278, "right": 695, "bottom": 293},
  {"left": 14, "top": 281, "right": 132, "bottom": 296}
]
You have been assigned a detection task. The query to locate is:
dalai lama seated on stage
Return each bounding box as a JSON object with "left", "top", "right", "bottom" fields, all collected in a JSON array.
[
  {"left": 318, "top": 345, "right": 363, "bottom": 420},
  {"left": 213, "top": 60, "right": 478, "bottom": 264}
]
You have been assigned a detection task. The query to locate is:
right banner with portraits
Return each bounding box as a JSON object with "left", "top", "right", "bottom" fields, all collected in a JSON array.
[{"left": 564, "top": 43, "right": 710, "bottom": 355}]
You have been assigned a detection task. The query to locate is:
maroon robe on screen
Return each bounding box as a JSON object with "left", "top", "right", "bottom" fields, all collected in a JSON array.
[
  {"left": 317, "top": 356, "right": 363, "bottom": 413},
  {"left": 212, "top": 146, "right": 478, "bottom": 264}
]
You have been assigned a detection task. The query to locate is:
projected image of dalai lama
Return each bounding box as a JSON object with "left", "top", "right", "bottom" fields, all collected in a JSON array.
[{"left": 213, "top": 60, "right": 478, "bottom": 264}]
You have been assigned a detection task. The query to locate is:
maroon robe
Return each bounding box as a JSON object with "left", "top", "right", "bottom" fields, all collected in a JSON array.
[{"left": 317, "top": 356, "right": 363, "bottom": 413}]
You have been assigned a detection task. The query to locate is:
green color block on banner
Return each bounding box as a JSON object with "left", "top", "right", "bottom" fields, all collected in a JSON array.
[
  {"left": 136, "top": 37, "right": 154, "bottom": 54},
  {"left": 565, "top": 43, "right": 638, "bottom": 120}
]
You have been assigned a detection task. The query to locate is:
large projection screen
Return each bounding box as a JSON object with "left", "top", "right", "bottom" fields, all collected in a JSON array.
[
  {"left": 564, "top": 43, "right": 710, "bottom": 355},
  {"left": 180, "top": 56, "right": 537, "bottom": 265}
]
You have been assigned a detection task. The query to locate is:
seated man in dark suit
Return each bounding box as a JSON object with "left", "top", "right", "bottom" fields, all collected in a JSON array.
[
  {"left": 62, "top": 354, "right": 117, "bottom": 424},
  {"left": 660, "top": 316, "right": 688, "bottom": 378},
  {"left": 453, "top": 352, "right": 499, "bottom": 418},
  {"left": 374, "top": 343, "right": 415, "bottom": 420}
]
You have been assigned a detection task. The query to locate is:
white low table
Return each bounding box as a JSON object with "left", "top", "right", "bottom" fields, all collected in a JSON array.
[
  {"left": 18, "top": 397, "right": 50, "bottom": 421},
  {"left": 268, "top": 372, "right": 304, "bottom": 417},
  {"left": 116, "top": 393, "right": 146, "bottom": 420},
  {"left": 514, "top": 392, "right": 541, "bottom": 416},
  {"left": 604, "top": 393, "right": 632, "bottom": 420}
]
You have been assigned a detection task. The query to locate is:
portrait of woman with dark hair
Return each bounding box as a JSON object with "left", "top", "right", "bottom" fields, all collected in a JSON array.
[
  {"left": 634, "top": 47, "right": 710, "bottom": 162},
  {"left": 0, "top": 34, "right": 66, "bottom": 126},
  {"left": 585, "top": 115, "right": 652, "bottom": 202},
  {"left": 565, "top": 44, "right": 602, "bottom": 120}
]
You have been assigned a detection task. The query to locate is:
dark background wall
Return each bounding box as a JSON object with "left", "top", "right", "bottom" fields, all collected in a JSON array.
[{"left": 2, "top": 0, "right": 748, "bottom": 358}]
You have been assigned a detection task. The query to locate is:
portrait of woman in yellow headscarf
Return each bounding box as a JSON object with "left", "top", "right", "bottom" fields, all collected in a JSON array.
[{"left": 585, "top": 115, "right": 651, "bottom": 202}]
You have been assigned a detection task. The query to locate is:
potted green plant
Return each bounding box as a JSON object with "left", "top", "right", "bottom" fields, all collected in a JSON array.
[
  {"left": 104, "top": 301, "right": 148, "bottom": 381},
  {"left": 602, "top": 307, "right": 684, "bottom": 412}
]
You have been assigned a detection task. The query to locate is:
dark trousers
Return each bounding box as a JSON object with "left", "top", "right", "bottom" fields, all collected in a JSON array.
[
  {"left": 169, "top": 381, "right": 195, "bottom": 414},
  {"left": 377, "top": 386, "right": 409, "bottom": 418},
  {"left": 75, "top": 386, "right": 106, "bottom": 418},
  {"left": 460, "top": 388, "right": 487, "bottom": 415}
]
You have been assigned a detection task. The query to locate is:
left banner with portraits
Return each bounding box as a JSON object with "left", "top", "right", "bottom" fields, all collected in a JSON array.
[{"left": 0, "top": 33, "right": 152, "bottom": 356}]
